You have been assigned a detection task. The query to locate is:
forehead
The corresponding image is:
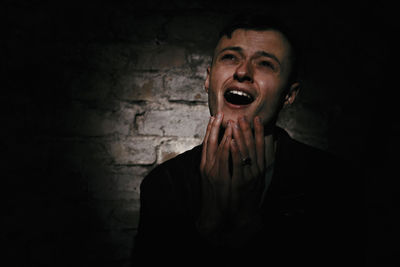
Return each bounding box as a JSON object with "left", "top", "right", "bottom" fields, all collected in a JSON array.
[{"left": 214, "top": 29, "right": 291, "bottom": 61}]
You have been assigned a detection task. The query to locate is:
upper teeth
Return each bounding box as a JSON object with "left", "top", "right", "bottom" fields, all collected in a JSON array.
[{"left": 228, "top": 90, "right": 252, "bottom": 99}]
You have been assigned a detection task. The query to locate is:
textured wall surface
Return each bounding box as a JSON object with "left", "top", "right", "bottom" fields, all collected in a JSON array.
[{"left": 4, "top": 1, "right": 395, "bottom": 266}]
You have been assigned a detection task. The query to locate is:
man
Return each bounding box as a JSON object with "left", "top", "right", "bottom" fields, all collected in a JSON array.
[{"left": 133, "top": 14, "right": 359, "bottom": 265}]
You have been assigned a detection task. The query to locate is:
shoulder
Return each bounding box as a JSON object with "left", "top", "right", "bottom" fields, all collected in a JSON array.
[
  {"left": 276, "top": 127, "right": 346, "bottom": 171},
  {"left": 273, "top": 127, "right": 355, "bottom": 194}
]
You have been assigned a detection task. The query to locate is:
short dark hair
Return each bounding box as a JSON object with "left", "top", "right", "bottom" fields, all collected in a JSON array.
[{"left": 217, "top": 12, "right": 300, "bottom": 84}]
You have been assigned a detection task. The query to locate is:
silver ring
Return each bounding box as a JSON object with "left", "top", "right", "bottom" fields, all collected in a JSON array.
[{"left": 242, "top": 157, "right": 252, "bottom": 166}]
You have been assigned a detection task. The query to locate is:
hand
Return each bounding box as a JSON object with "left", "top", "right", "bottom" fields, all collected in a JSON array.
[
  {"left": 197, "top": 113, "right": 266, "bottom": 245},
  {"left": 198, "top": 112, "right": 232, "bottom": 236},
  {"left": 229, "top": 116, "right": 266, "bottom": 229}
]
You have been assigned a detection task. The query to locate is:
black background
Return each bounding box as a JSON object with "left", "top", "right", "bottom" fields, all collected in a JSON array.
[{"left": 3, "top": 1, "right": 397, "bottom": 266}]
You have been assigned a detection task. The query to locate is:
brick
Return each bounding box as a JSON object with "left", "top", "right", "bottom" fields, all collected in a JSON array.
[
  {"left": 68, "top": 68, "right": 114, "bottom": 102},
  {"left": 107, "top": 137, "right": 160, "bottom": 165},
  {"left": 89, "top": 199, "right": 140, "bottom": 230},
  {"left": 157, "top": 138, "right": 202, "bottom": 164},
  {"left": 134, "top": 45, "right": 186, "bottom": 70},
  {"left": 164, "top": 72, "right": 207, "bottom": 102},
  {"left": 187, "top": 52, "right": 211, "bottom": 79},
  {"left": 113, "top": 166, "right": 149, "bottom": 193},
  {"left": 48, "top": 140, "right": 111, "bottom": 172},
  {"left": 137, "top": 104, "right": 210, "bottom": 138},
  {"left": 65, "top": 102, "right": 140, "bottom": 137},
  {"left": 87, "top": 165, "right": 149, "bottom": 201},
  {"left": 116, "top": 72, "right": 163, "bottom": 102},
  {"left": 68, "top": 43, "right": 136, "bottom": 102},
  {"left": 88, "top": 230, "right": 134, "bottom": 262},
  {"left": 86, "top": 43, "right": 135, "bottom": 72},
  {"left": 111, "top": 203, "right": 140, "bottom": 230}
]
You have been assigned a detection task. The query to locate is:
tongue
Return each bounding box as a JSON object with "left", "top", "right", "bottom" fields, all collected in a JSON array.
[{"left": 224, "top": 91, "right": 253, "bottom": 105}]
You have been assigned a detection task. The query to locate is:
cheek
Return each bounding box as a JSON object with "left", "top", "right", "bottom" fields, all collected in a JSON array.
[
  {"left": 210, "top": 67, "right": 234, "bottom": 89},
  {"left": 256, "top": 79, "right": 285, "bottom": 114},
  {"left": 208, "top": 89, "right": 218, "bottom": 107},
  {"left": 258, "top": 78, "right": 282, "bottom": 103}
]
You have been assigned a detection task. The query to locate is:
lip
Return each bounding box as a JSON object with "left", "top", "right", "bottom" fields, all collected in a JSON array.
[{"left": 223, "top": 85, "right": 256, "bottom": 109}]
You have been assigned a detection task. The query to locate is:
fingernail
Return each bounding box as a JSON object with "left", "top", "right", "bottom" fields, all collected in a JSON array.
[
  {"left": 234, "top": 122, "right": 239, "bottom": 129},
  {"left": 210, "top": 116, "right": 215, "bottom": 122},
  {"left": 255, "top": 116, "right": 261, "bottom": 123},
  {"left": 216, "top": 112, "right": 222, "bottom": 120}
]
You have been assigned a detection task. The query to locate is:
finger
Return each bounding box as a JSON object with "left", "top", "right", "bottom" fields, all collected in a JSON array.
[
  {"left": 215, "top": 124, "right": 232, "bottom": 210},
  {"left": 200, "top": 116, "right": 214, "bottom": 172},
  {"left": 232, "top": 119, "right": 249, "bottom": 161},
  {"left": 230, "top": 138, "right": 243, "bottom": 180},
  {"left": 254, "top": 116, "right": 265, "bottom": 172},
  {"left": 216, "top": 121, "right": 232, "bottom": 167},
  {"left": 230, "top": 138, "right": 243, "bottom": 211},
  {"left": 206, "top": 112, "right": 223, "bottom": 167},
  {"left": 238, "top": 116, "right": 259, "bottom": 177},
  {"left": 218, "top": 122, "right": 232, "bottom": 179}
]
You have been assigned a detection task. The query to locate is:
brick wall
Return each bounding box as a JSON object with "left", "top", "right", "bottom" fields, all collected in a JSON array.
[{"left": 5, "top": 1, "right": 391, "bottom": 266}]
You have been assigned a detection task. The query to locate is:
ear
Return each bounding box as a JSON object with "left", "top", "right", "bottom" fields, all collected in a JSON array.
[
  {"left": 284, "top": 82, "right": 300, "bottom": 106},
  {"left": 204, "top": 66, "right": 211, "bottom": 93}
]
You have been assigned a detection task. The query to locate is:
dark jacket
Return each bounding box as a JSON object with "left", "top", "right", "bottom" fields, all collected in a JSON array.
[{"left": 133, "top": 128, "right": 362, "bottom": 266}]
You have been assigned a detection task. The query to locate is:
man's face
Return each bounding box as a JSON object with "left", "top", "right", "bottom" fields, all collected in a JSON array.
[{"left": 205, "top": 29, "right": 298, "bottom": 129}]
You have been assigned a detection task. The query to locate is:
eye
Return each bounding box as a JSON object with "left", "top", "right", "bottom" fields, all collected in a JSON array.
[
  {"left": 220, "top": 53, "right": 237, "bottom": 61},
  {"left": 259, "top": 60, "right": 275, "bottom": 69}
]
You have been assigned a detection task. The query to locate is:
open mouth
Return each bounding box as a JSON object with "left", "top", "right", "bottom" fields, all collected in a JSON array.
[{"left": 224, "top": 89, "right": 254, "bottom": 106}]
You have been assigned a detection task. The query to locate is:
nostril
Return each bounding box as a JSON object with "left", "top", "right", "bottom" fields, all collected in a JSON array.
[{"left": 234, "top": 73, "right": 252, "bottom": 82}]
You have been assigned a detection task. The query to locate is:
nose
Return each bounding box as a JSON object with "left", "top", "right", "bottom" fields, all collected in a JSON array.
[{"left": 234, "top": 61, "right": 253, "bottom": 83}]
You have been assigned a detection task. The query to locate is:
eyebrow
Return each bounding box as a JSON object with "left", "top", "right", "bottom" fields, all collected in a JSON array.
[{"left": 217, "top": 46, "right": 281, "bottom": 66}]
